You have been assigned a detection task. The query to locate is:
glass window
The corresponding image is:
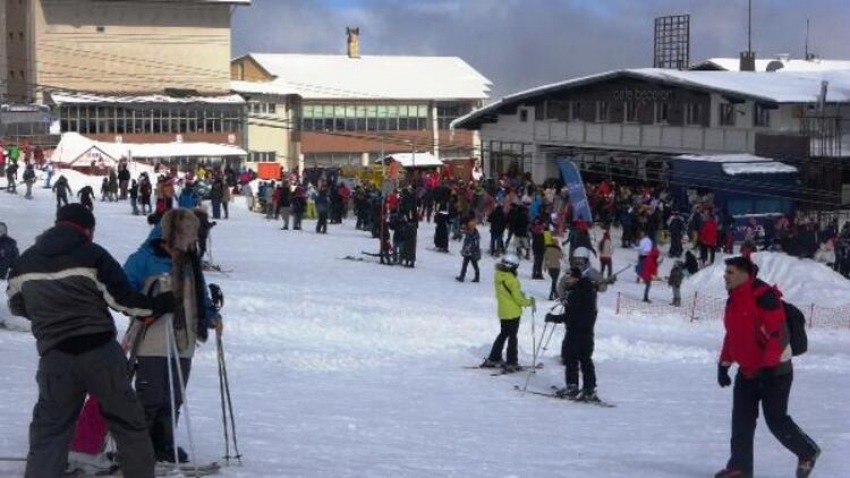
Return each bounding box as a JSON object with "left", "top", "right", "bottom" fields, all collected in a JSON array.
[
  {"left": 597, "top": 101, "right": 610, "bottom": 122},
  {"left": 685, "top": 103, "right": 704, "bottom": 126},
  {"left": 655, "top": 103, "right": 669, "bottom": 124},
  {"left": 720, "top": 103, "right": 736, "bottom": 126},
  {"left": 754, "top": 104, "right": 771, "bottom": 127},
  {"left": 268, "top": 103, "right": 276, "bottom": 114},
  {"left": 377, "top": 105, "right": 388, "bottom": 118}
]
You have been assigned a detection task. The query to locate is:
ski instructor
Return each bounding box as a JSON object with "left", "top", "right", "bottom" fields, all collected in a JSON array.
[
  {"left": 714, "top": 256, "right": 820, "bottom": 478},
  {"left": 6, "top": 203, "right": 176, "bottom": 478}
]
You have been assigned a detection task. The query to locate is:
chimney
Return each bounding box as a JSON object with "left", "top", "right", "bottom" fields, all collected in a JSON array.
[
  {"left": 739, "top": 51, "right": 756, "bottom": 72},
  {"left": 346, "top": 27, "right": 360, "bottom": 59}
]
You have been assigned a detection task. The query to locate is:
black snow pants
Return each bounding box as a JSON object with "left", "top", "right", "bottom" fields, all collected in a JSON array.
[
  {"left": 727, "top": 370, "right": 819, "bottom": 475},
  {"left": 563, "top": 331, "right": 596, "bottom": 392},
  {"left": 135, "top": 356, "right": 192, "bottom": 456},
  {"left": 488, "top": 318, "right": 520, "bottom": 365}
]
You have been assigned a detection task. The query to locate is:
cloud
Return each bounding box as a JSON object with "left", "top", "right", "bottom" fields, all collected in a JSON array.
[{"left": 233, "top": 0, "right": 850, "bottom": 99}]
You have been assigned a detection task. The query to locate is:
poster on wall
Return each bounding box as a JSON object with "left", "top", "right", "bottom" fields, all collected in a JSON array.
[{"left": 558, "top": 158, "right": 594, "bottom": 223}]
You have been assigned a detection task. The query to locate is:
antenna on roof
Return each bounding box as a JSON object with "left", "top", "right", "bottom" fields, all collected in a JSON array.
[{"left": 740, "top": 0, "right": 756, "bottom": 71}]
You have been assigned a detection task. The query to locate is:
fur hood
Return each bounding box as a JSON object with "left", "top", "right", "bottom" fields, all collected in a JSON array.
[{"left": 160, "top": 209, "right": 200, "bottom": 252}]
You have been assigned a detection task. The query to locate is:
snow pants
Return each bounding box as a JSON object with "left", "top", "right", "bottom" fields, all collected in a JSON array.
[
  {"left": 489, "top": 230, "right": 504, "bottom": 255},
  {"left": 488, "top": 318, "right": 520, "bottom": 365},
  {"left": 26, "top": 341, "right": 154, "bottom": 478},
  {"left": 548, "top": 268, "right": 560, "bottom": 300},
  {"left": 563, "top": 331, "right": 596, "bottom": 392},
  {"left": 728, "top": 371, "right": 819, "bottom": 475},
  {"left": 135, "top": 356, "right": 192, "bottom": 456},
  {"left": 458, "top": 257, "right": 479, "bottom": 281},
  {"left": 280, "top": 206, "right": 291, "bottom": 229},
  {"left": 211, "top": 200, "right": 221, "bottom": 220}
]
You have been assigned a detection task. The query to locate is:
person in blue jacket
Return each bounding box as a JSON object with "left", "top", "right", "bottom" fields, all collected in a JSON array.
[
  {"left": 124, "top": 208, "right": 222, "bottom": 464},
  {"left": 177, "top": 182, "right": 200, "bottom": 209}
]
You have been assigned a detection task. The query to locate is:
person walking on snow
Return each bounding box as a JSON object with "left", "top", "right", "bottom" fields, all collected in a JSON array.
[
  {"left": 543, "top": 233, "right": 563, "bottom": 300},
  {"left": 123, "top": 208, "right": 222, "bottom": 464},
  {"left": 481, "top": 254, "right": 535, "bottom": 372},
  {"left": 456, "top": 217, "right": 481, "bottom": 282},
  {"left": 0, "top": 222, "right": 19, "bottom": 281},
  {"left": 549, "top": 266, "right": 599, "bottom": 402},
  {"left": 52, "top": 175, "right": 73, "bottom": 209},
  {"left": 22, "top": 162, "right": 36, "bottom": 199},
  {"left": 639, "top": 241, "right": 660, "bottom": 303},
  {"left": 714, "top": 256, "right": 820, "bottom": 478},
  {"left": 5, "top": 204, "right": 176, "bottom": 478},
  {"left": 700, "top": 212, "right": 719, "bottom": 266},
  {"left": 668, "top": 260, "right": 684, "bottom": 307}
]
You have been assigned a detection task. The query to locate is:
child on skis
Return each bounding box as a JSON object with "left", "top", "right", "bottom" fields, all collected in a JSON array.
[
  {"left": 552, "top": 266, "right": 599, "bottom": 401},
  {"left": 482, "top": 254, "right": 535, "bottom": 372}
]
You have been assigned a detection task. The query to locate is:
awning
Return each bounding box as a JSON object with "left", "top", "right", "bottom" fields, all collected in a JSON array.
[{"left": 376, "top": 152, "right": 443, "bottom": 168}]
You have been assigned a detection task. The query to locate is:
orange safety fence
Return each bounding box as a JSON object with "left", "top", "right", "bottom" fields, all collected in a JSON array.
[{"left": 615, "top": 291, "right": 850, "bottom": 330}]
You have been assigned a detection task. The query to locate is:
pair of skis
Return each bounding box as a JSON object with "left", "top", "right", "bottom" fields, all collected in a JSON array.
[{"left": 514, "top": 385, "right": 616, "bottom": 408}]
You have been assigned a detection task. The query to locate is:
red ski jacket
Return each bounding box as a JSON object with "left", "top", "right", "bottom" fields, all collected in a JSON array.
[
  {"left": 720, "top": 278, "right": 791, "bottom": 378},
  {"left": 700, "top": 219, "right": 718, "bottom": 247}
]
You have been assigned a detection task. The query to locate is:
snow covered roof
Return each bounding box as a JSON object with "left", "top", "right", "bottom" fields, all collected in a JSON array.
[
  {"left": 674, "top": 153, "right": 797, "bottom": 176},
  {"left": 50, "top": 92, "right": 245, "bottom": 105},
  {"left": 230, "top": 80, "right": 301, "bottom": 97},
  {"left": 239, "top": 53, "right": 491, "bottom": 100},
  {"left": 52, "top": 132, "right": 246, "bottom": 164},
  {"left": 691, "top": 57, "right": 850, "bottom": 72},
  {"left": 378, "top": 152, "right": 443, "bottom": 168},
  {"left": 452, "top": 68, "right": 850, "bottom": 130}
]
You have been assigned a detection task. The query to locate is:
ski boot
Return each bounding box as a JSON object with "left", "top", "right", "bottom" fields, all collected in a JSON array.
[
  {"left": 714, "top": 468, "right": 751, "bottom": 478},
  {"left": 480, "top": 358, "right": 502, "bottom": 369},
  {"left": 156, "top": 446, "right": 189, "bottom": 464},
  {"left": 501, "top": 363, "right": 523, "bottom": 373},
  {"left": 797, "top": 448, "right": 820, "bottom": 478},
  {"left": 555, "top": 385, "right": 580, "bottom": 399},
  {"left": 66, "top": 451, "right": 116, "bottom": 475},
  {"left": 577, "top": 388, "right": 600, "bottom": 403}
]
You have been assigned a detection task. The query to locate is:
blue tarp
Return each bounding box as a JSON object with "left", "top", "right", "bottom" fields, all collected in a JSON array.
[{"left": 558, "top": 158, "right": 594, "bottom": 223}]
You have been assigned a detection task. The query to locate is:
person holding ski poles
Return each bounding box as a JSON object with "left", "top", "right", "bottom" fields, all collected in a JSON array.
[
  {"left": 481, "top": 253, "right": 535, "bottom": 373},
  {"left": 548, "top": 266, "right": 599, "bottom": 402},
  {"left": 6, "top": 204, "right": 176, "bottom": 478},
  {"left": 123, "top": 208, "right": 222, "bottom": 464}
]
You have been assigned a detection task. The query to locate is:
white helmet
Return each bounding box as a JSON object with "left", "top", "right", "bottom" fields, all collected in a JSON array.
[
  {"left": 500, "top": 253, "right": 520, "bottom": 269},
  {"left": 573, "top": 247, "right": 592, "bottom": 260}
]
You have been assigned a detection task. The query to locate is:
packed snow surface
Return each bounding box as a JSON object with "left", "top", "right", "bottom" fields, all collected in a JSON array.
[
  {"left": 1, "top": 186, "right": 848, "bottom": 477},
  {"left": 683, "top": 251, "right": 850, "bottom": 308}
]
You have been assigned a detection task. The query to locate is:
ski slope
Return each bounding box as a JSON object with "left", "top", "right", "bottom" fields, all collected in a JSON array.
[{"left": 1, "top": 189, "right": 849, "bottom": 478}]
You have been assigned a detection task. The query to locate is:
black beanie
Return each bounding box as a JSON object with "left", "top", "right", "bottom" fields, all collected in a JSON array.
[
  {"left": 57, "top": 204, "right": 95, "bottom": 229},
  {"left": 569, "top": 266, "right": 583, "bottom": 279}
]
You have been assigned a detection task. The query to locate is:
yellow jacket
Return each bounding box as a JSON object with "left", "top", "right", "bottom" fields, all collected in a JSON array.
[{"left": 494, "top": 268, "right": 533, "bottom": 320}]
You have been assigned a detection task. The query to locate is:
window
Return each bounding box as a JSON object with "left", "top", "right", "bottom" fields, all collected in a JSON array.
[
  {"left": 596, "top": 101, "right": 610, "bottom": 122},
  {"left": 719, "top": 103, "right": 736, "bottom": 126},
  {"left": 249, "top": 152, "right": 277, "bottom": 163},
  {"left": 519, "top": 108, "right": 529, "bottom": 122},
  {"left": 754, "top": 103, "right": 771, "bottom": 127},
  {"left": 570, "top": 101, "right": 582, "bottom": 121},
  {"left": 654, "top": 103, "right": 669, "bottom": 124},
  {"left": 625, "top": 102, "right": 640, "bottom": 123},
  {"left": 437, "top": 102, "right": 470, "bottom": 130},
  {"left": 8, "top": 70, "right": 14, "bottom": 79},
  {"left": 685, "top": 103, "right": 704, "bottom": 126}
]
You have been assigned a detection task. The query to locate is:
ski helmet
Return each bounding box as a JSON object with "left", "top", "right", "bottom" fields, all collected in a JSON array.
[
  {"left": 573, "top": 247, "right": 592, "bottom": 260},
  {"left": 500, "top": 253, "right": 520, "bottom": 269}
]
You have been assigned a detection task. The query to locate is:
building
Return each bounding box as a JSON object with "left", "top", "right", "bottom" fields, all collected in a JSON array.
[
  {"left": 231, "top": 28, "right": 491, "bottom": 172},
  {"left": 0, "top": 0, "right": 251, "bottom": 157},
  {"left": 452, "top": 68, "right": 850, "bottom": 208},
  {"left": 690, "top": 55, "right": 850, "bottom": 72}
]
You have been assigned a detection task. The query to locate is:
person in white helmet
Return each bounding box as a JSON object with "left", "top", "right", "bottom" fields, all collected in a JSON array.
[{"left": 481, "top": 253, "right": 535, "bottom": 372}]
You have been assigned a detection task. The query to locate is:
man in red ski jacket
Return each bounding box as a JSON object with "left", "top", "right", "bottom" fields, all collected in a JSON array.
[
  {"left": 714, "top": 257, "right": 819, "bottom": 478},
  {"left": 699, "top": 213, "right": 718, "bottom": 266}
]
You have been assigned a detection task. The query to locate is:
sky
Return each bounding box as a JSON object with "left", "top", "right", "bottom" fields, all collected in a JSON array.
[{"left": 232, "top": 0, "right": 850, "bottom": 99}]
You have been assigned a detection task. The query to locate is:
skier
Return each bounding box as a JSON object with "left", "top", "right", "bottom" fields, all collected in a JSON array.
[
  {"left": 544, "top": 233, "right": 563, "bottom": 300},
  {"left": 139, "top": 174, "right": 153, "bottom": 214},
  {"left": 714, "top": 256, "right": 820, "bottom": 478},
  {"left": 100, "top": 177, "right": 110, "bottom": 202},
  {"left": 530, "top": 216, "right": 546, "bottom": 280},
  {"left": 0, "top": 222, "right": 19, "bottom": 280},
  {"left": 177, "top": 182, "right": 200, "bottom": 209},
  {"left": 639, "top": 241, "right": 661, "bottom": 303},
  {"left": 487, "top": 203, "right": 506, "bottom": 256},
  {"left": 5, "top": 204, "right": 175, "bottom": 478},
  {"left": 52, "top": 175, "right": 73, "bottom": 209},
  {"left": 550, "top": 266, "right": 599, "bottom": 401},
  {"left": 399, "top": 218, "right": 418, "bottom": 268},
  {"left": 598, "top": 229, "right": 613, "bottom": 279},
  {"left": 434, "top": 206, "right": 450, "bottom": 253},
  {"left": 667, "top": 210, "right": 685, "bottom": 258},
  {"left": 668, "top": 260, "right": 684, "bottom": 307},
  {"left": 129, "top": 179, "right": 140, "bottom": 215},
  {"left": 118, "top": 162, "right": 131, "bottom": 200},
  {"left": 700, "top": 212, "right": 719, "bottom": 266},
  {"left": 123, "top": 208, "right": 222, "bottom": 464},
  {"left": 209, "top": 178, "right": 224, "bottom": 220},
  {"left": 77, "top": 185, "right": 96, "bottom": 211},
  {"left": 22, "top": 162, "right": 36, "bottom": 199},
  {"left": 291, "top": 185, "right": 306, "bottom": 230},
  {"left": 481, "top": 254, "right": 535, "bottom": 372},
  {"left": 456, "top": 217, "right": 481, "bottom": 283},
  {"left": 315, "top": 185, "right": 329, "bottom": 234}
]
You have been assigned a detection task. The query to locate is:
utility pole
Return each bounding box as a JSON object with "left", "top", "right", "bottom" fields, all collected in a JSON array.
[{"left": 747, "top": 0, "right": 752, "bottom": 53}]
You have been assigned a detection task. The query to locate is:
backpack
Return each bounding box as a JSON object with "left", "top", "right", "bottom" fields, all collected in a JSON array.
[{"left": 783, "top": 301, "right": 808, "bottom": 356}]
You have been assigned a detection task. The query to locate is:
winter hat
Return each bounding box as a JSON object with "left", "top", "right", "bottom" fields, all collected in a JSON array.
[
  {"left": 160, "top": 209, "right": 200, "bottom": 252},
  {"left": 56, "top": 204, "right": 95, "bottom": 230},
  {"left": 569, "top": 266, "right": 583, "bottom": 279}
]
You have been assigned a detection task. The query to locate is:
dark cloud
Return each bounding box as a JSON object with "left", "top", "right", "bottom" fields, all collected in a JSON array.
[{"left": 233, "top": 0, "right": 850, "bottom": 99}]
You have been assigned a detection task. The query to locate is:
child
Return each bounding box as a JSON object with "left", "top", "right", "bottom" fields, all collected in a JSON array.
[
  {"left": 668, "top": 261, "right": 684, "bottom": 307},
  {"left": 457, "top": 217, "right": 481, "bottom": 282},
  {"left": 598, "top": 229, "right": 613, "bottom": 278},
  {"left": 482, "top": 254, "right": 535, "bottom": 372},
  {"left": 543, "top": 233, "right": 563, "bottom": 300}
]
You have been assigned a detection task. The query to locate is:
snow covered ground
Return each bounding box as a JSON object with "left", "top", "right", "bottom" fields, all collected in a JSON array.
[{"left": 1, "top": 187, "right": 849, "bottom": 477}]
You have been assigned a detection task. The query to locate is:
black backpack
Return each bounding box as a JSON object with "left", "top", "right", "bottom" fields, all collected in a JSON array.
[{"left": 783, "top": 301, "right": 808, "bottom": 356}]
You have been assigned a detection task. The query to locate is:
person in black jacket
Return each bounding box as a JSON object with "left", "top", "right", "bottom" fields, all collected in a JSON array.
[
  {"left": 488, "top": 205, "right": 506, "bottom": 256},
  {"left": 548, "top": 266, "right": 599, "bottom": 401},
  {"left": 5, "top": 204, "right": 175, "bottom": 478}
]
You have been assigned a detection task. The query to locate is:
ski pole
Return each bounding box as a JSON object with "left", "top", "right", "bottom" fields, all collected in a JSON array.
[
  {"left": 217, "top": 335, "right": 230, "bottom": 465},
  {"left": 218, "top": 334, "right": 242, "bottom": 464},
  {"left": 165, "top": 316, "right": 199, "bottom": 476},
  {"left": 521, "top": 307, "right": 543, "bottom": 394},
  {"left": 541, "top": 322, "right": 558, "bottom": 352}
]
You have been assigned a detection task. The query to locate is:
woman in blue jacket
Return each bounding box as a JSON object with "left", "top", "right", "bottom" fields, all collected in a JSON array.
[{"left": 124, "top": 209, "right": 221, "bottom": 464}]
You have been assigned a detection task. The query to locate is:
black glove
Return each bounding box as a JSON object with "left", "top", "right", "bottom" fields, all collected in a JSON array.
[
  {"left": 545, "top": 313, "right": 565, "bottom": 324},
  {"left": 151, "top": 291, "right": 177, "bottom": 317},
  {"left": 717, "top": 364, "right": 732, "bottom": 388}
]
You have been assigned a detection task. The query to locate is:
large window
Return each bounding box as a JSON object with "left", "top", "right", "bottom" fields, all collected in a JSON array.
[
  {"left": 437, "top": 102, "right": 470, "bottom": 130},
  {"left": 248, "top": 151, "right": 276, "bottom": 163},
  {"left": 754, "top": 103, "right": 771, "bottom": 127},
  {"left": 304, "top": 152, "right": 363, "bottom": 167},
  {"left": 654, "top": 103, "right": 669, "bottom": 124},
  {"left": 596, "top": 101, "right": 610, "bottom": 122},
  {"left": 59, "top": 104, "right": 242, "bottom": 136},
  {"left": 625, "top": 102, "right": 640, "bottom": 123},
  {"left": 684, "top": 103, "right": 704, "bottom": 126},
  {"left": 302, "top": 103, "right": 431, "bottom": 132},
  {"left": 719, "top": 103, "right": 736, "bottom": 126}
]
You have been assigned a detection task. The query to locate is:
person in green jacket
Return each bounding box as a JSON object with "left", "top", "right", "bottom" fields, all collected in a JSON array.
[{"left": 482, "top": 253, "right": 535, "bottom": 372}]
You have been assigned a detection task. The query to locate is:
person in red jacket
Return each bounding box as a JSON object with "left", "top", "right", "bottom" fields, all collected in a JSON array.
[
  {"left": 700, "top": 212, "right": 719, "bottom": 266},
  {"left": 639, "top": 242, "right": 660, "bottom": 303},
  {"left": 714, "top": 257, "right": 820, "bottom": 478}
]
